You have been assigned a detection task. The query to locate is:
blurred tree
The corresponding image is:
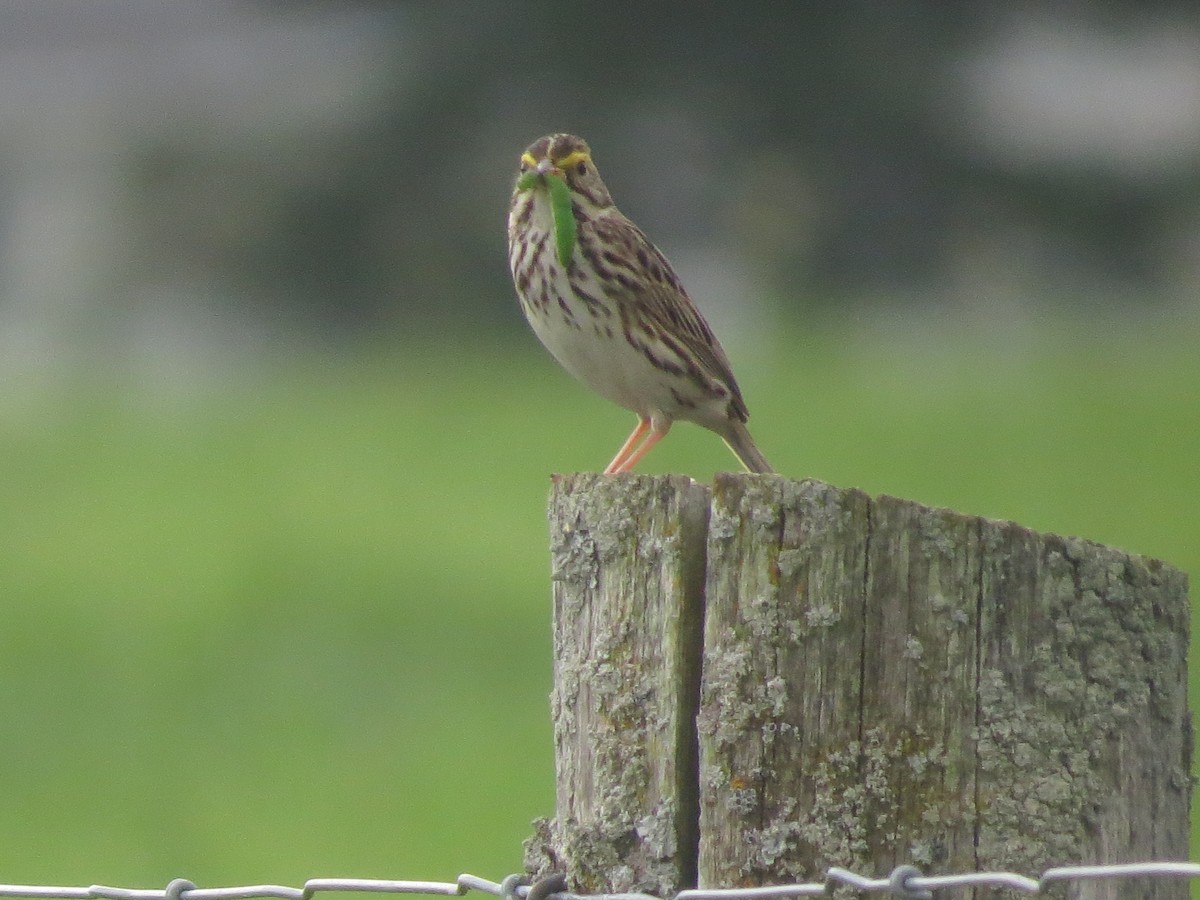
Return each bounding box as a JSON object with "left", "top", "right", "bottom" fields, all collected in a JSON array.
[{"left": 109, "top": 0, "right": 1200, "bottom": 342}]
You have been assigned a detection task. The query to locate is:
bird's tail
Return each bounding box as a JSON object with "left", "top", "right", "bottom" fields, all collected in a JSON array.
[{"left": 722, "top": 420, "right": 775, "bottom": 474}]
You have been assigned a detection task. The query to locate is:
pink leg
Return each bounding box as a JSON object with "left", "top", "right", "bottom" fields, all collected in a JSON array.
[
  {"left": 604, "top": 418, "right": 650, "bottom": 474},
  {"left": 610, "top": 421, "right": 671, "bottom": 473}
]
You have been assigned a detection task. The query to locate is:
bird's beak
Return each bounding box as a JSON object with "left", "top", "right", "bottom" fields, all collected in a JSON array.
[{"left": 536, "top": 158, "right": 558, "bottom": 176}]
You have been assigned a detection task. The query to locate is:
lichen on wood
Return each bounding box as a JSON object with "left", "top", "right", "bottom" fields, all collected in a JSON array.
[{"left": 532, "top": 474, "right": 1190, "bottom": 900}]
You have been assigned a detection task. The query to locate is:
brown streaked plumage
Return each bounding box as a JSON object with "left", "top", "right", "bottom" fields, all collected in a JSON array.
[{"left": 507, "top": 133, "right": 773, "bottom": 474}]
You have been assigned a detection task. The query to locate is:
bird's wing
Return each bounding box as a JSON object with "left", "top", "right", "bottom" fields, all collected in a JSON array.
[{"left": 590, "top": 215, "right": 749, "bottom": 420}]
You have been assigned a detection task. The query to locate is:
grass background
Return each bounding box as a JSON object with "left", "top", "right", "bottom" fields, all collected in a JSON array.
[{"left": 0, "top": 319, "right": 1195, "bottom": 885}]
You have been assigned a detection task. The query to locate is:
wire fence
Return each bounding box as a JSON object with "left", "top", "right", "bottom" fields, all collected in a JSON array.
[{"left": 1, "top": 863, "right": 1199, "bottom": 900}]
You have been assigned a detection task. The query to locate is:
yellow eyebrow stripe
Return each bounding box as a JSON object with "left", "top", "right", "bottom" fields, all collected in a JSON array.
[
  {"left": 554, "top": 150, "right": 590, "bottom": 170},
  {"left": 521, "top": 152, "right": 539, "bottom": 168}
]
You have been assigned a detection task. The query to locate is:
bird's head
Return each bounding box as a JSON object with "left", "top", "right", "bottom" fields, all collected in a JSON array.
[{"left": 515, "top": 133, "right": 613, "bottom": 209}]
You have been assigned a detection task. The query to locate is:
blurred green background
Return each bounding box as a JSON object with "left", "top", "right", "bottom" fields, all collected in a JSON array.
[{"left": 0, "top": 0, "right": 1197, "bottom": 889}]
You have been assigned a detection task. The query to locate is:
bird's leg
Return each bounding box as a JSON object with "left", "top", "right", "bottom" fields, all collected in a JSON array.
[
  {"left": 604, "top": 417, "right": 650, "bottom": 474},
  {"left": 609, "top": 420, "right": 672, "bottom": 473}
]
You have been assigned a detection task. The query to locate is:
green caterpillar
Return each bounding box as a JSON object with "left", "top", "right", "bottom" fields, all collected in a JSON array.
[{"left": 517, "top": 170, "right": 577, "bottom": 267}]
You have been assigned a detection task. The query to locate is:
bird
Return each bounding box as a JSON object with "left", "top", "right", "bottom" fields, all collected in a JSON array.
[{"left": 507, "top": 133, "right": 774, "bottom": 474}]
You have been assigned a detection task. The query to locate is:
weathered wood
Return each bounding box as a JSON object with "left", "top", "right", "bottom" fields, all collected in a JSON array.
[
  {"left": 525, "top": 474, "right": 710, "bottom": 895},
  {"left": 973, "top": 522, "right": 1193, "bottom": 878},
  {"left": 698, "top": 476, "right": 874, "bottom": 883},
  {"left": 532, "top": 474, "right": 1190, "bottom": 899}
]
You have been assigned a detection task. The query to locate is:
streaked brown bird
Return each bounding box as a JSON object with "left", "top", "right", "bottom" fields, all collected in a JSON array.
[{"left": 507, "top": 133, "right": 774, "bottom": 474}]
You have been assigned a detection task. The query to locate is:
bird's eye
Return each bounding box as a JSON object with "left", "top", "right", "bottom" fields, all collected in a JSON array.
[{"left": 577, "top": 162, "right": 588, "bottom": 175}]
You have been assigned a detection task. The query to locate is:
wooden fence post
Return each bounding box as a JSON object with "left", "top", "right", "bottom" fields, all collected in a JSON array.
[{"left": 526, "top": 474, "right": 1191, "bottom": 900}]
